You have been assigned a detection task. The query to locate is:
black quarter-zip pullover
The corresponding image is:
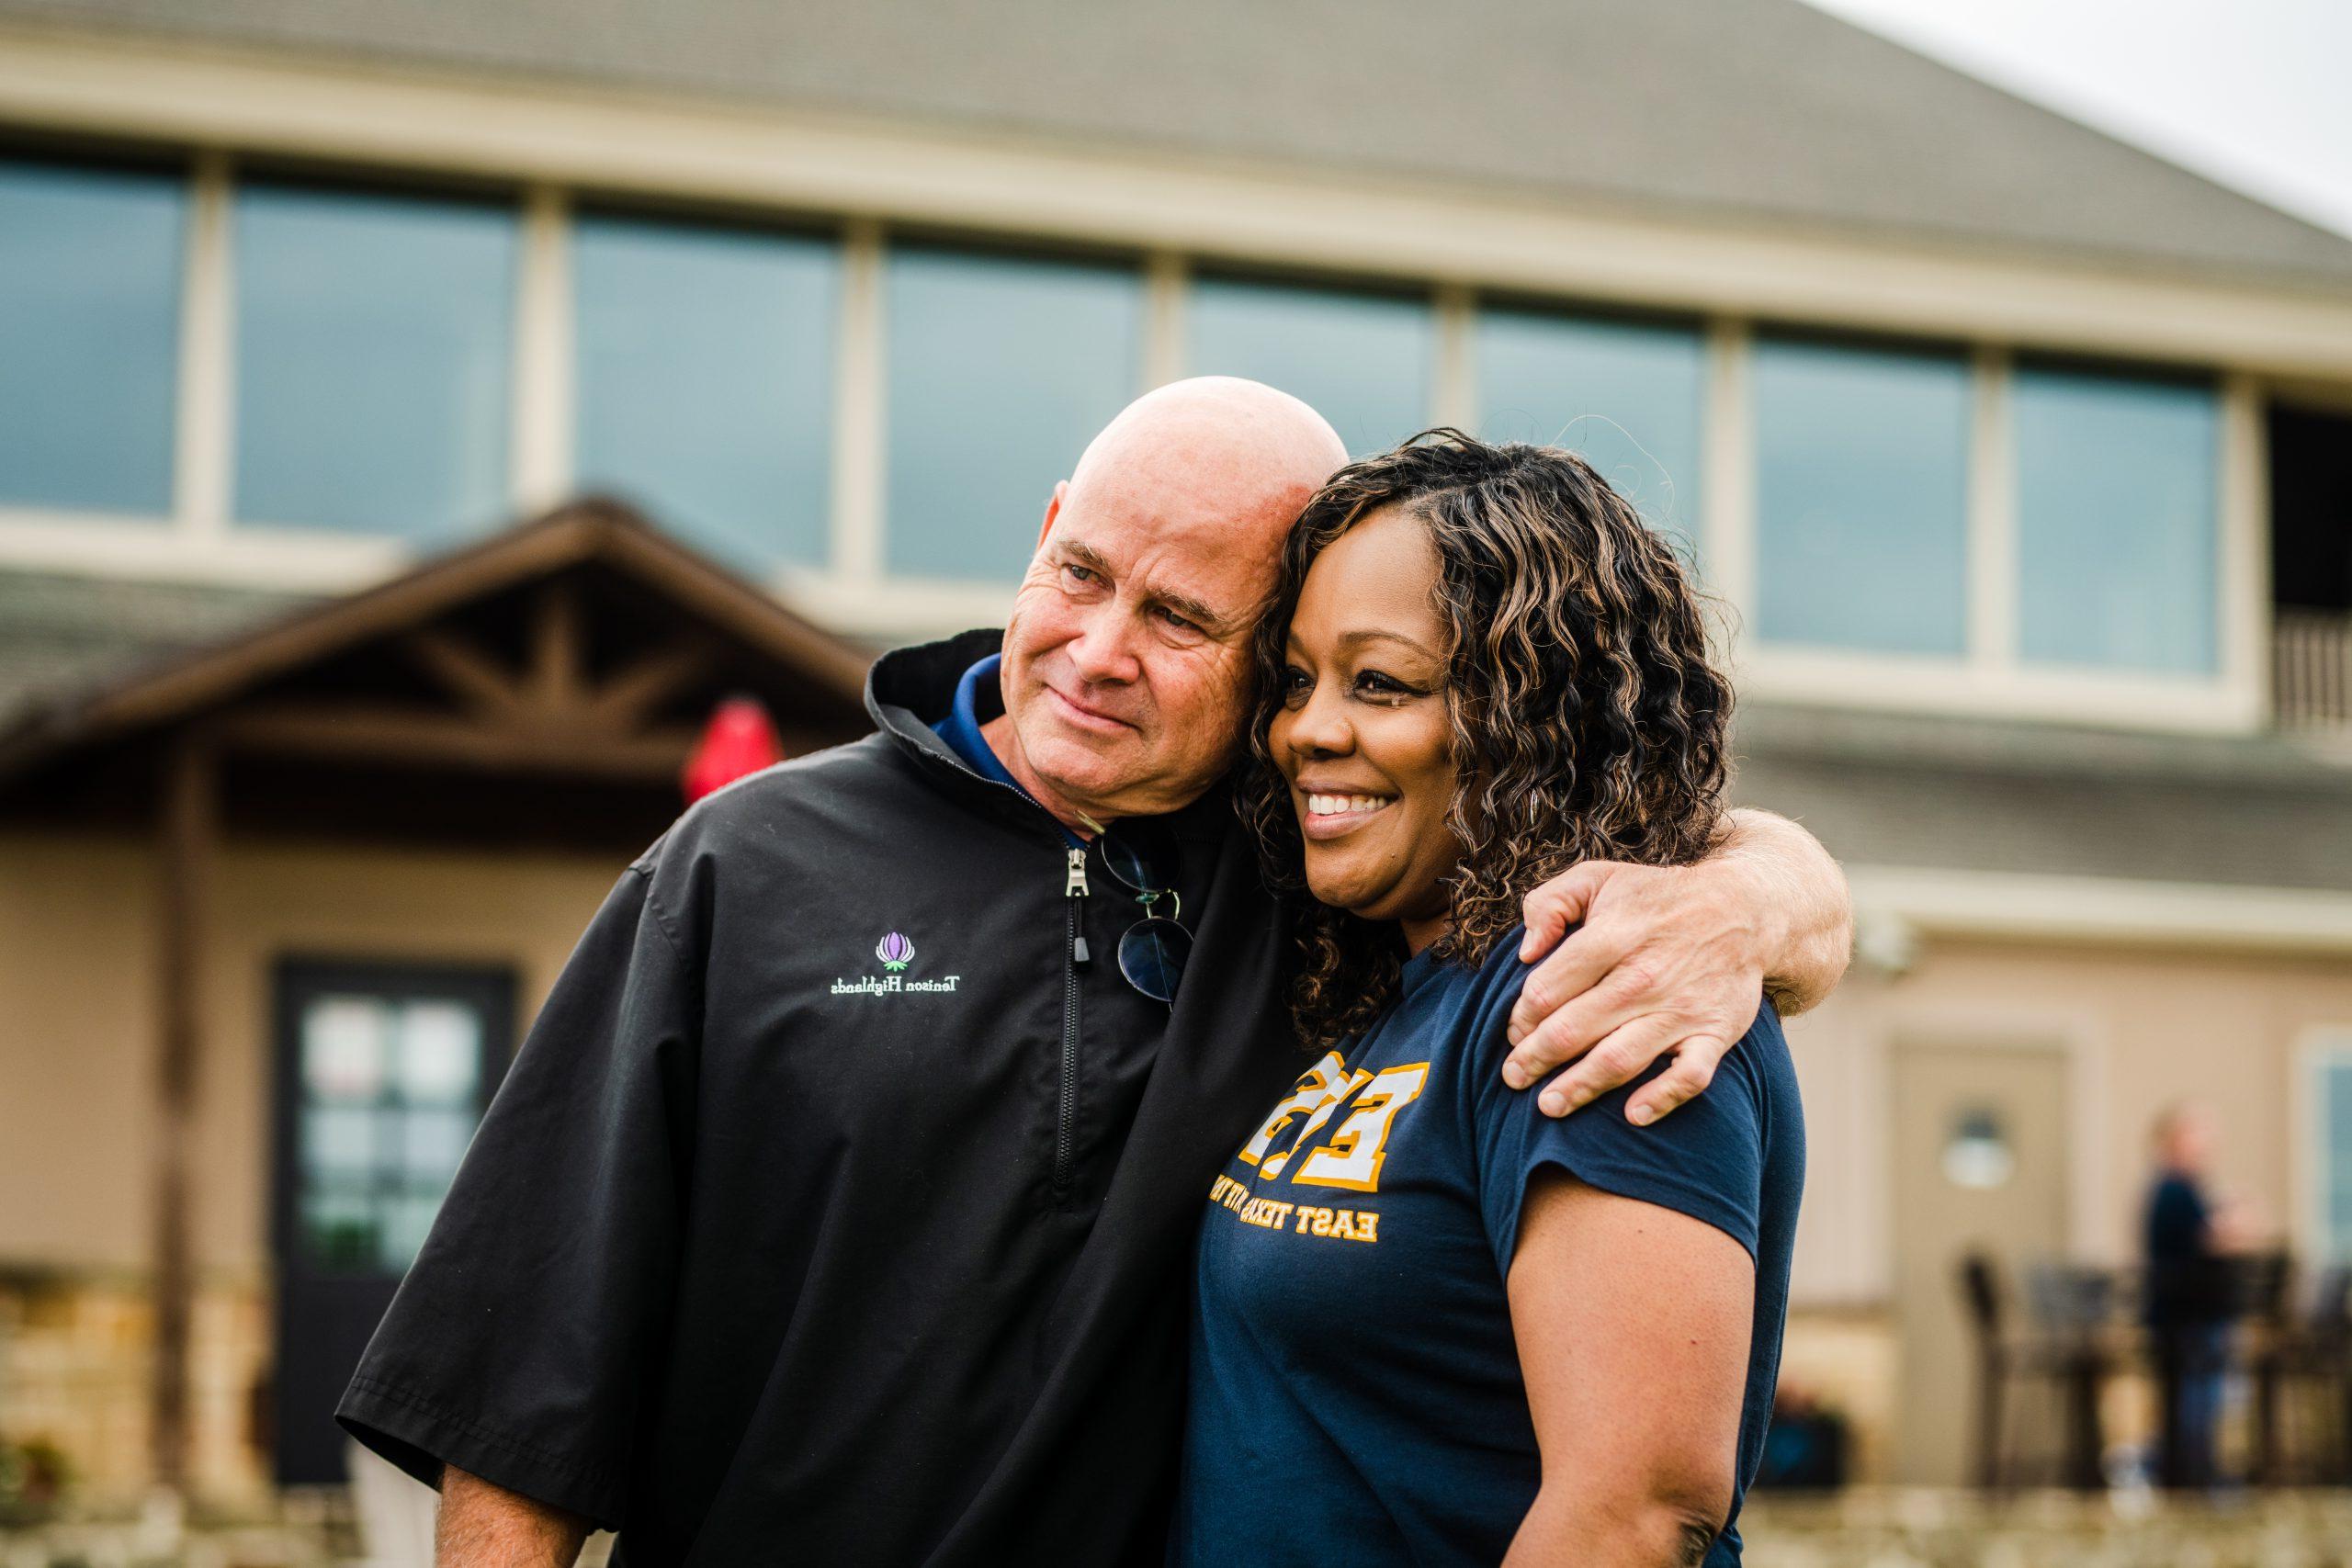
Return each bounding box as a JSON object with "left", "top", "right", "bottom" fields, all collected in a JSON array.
[{"left": 338, "top": 630, "right": 1303, "bottom": 1566}]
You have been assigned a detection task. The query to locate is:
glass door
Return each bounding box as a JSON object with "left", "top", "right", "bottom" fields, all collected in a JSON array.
[{"left": 269, "top": 958, "right": 513, "bottom": 1485}]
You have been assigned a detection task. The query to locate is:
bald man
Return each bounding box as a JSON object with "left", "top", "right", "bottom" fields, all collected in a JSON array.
[{"left": 340, "top": 379, "right": 1852, "bottom": 1568}]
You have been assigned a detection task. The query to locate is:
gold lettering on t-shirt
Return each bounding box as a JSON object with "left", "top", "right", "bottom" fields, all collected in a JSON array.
[{"left": 1290, "top": 1063, "right": 1430, "bottom": 1194}]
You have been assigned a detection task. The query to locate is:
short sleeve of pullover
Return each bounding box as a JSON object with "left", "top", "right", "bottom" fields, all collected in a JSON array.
[{"left": 335, "top": 859, "right": 701, "bottom": 1527}]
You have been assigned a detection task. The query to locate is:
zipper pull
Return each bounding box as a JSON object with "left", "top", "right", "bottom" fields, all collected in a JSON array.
[
  {"left": 1067, "top": 847, "right": 1090, "bottom": 897},
  {"left": 1068, "top": 848, "right": 1092, "bottom": 966}
]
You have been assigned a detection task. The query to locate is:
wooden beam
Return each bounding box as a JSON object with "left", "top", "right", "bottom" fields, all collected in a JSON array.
[
  {"left": 150, "top": 735, "right": 214, "bottom": 1496},
  {"left": 76, "top": 513, "right": 604, "bottom": 739},
  {"left": 402, "top": 628, "right": 529, "bottom": 722},
  {"left": 601, "top": 525, "right": 873, "bottom": 702},
  {"left": 0, "top": 502, "right": 879, "bottom": 784},
  {"left": 528, "top": 581, "right": 585, "bottom": 715},
  {"left": 582, "top": 639, "right": 715, "bottom": 731},
  {"left": 223, "top": 702, "right": 695, "bottom": 781}
]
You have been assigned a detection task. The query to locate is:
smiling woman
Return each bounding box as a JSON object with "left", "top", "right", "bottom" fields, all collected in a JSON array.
[
  {"left": 1269, "top": 507, "right": 1462, "bottom": 950},
  {"left": 1186, "top": 431, "right": 1799, "bottom": 1568},
  {"left": 1241, "top": 430, "right": 1734, "bottom": 1049}
]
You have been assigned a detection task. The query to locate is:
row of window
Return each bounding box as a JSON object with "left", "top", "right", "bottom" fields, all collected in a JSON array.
[{"left": 0, "top": 155, "right": 2222, "bottom": 675}]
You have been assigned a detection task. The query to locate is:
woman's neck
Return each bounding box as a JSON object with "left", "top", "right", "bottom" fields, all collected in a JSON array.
[{"left": 1398, "top": 914, "right": 1452, "bottom": 957}]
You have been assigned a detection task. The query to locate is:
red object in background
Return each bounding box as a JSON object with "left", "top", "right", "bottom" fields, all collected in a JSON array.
[{"left": 683, "top": 696, "right": 786, "bottom": 804}]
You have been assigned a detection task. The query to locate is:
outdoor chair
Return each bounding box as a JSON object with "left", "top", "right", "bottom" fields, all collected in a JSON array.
[
  {"left": 2251, "top": 1260, "right": 2352, "bottom": 1484},
  {"left": 1960, "top": 1250, "right": 2116, "bottom": 1491}
]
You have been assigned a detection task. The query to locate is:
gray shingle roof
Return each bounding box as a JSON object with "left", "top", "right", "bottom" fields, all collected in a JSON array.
[
  {"left": 0, "top": 570, "right": 315, "bottom": 730},
  {"left": 1731, "top": 703, "right": 2352, "bottom": 895},
  {"left": 6, "top": 0, "right": 2351, "bottom": 288}
]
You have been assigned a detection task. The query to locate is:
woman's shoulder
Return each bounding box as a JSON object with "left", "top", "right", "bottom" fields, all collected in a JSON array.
[
  {"left": 1451, "top": 927, "right": 1793, "bottom": 1265},
  {"left": 1421, "top": 923, "right": 1542, "bottom": 1050},
  {"left": 1446, "top": 922, "right": 1792, "bottom": 1111}
]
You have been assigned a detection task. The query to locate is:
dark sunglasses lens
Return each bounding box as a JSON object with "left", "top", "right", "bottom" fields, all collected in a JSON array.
[
  {"left": 1117, "top": 918, "right": 1192, "bottom": 1003},
  {"left": 1100, "top": 823, "right": 1174, "bottom": 896}
]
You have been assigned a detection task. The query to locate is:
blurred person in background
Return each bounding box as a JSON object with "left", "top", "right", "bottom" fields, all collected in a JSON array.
[
  {"left": 1178, "top": 434, "right": 1800, "bottom": 1568},
  {"left": 2143, "top": 1102, "right": 2256, "bottom": 1490},
  {"left": 338, "top": 379, "right": 1853, "bottom": 1568}
]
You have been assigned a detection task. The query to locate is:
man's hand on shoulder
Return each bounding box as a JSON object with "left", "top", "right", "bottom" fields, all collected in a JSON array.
[
  {"left": 1500, "top": 808, "right": 1851, "bottom": 1123},
  {"left": 436, "top": 1464, "right": 590, "bottom": 1568}
]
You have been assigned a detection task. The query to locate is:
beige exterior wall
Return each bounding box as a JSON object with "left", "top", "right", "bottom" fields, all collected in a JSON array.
[
  {"left": 1789, "top": 931, "right": 2352, "bottom": 1305},
  {"left": 0, "top": 829, "right": 628, "bottom": 1272},
  {"left": 0, "top": 835, "right": 152, "bottom": 1269},
  {"left": 0, "top": 829, "right": 628, "bottom": 1501},
  {"left": 1774, "top": 928, "right": 2352, "bottom": 1482}
]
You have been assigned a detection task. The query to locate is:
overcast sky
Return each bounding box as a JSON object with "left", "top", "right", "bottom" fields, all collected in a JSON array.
[{"left": 1798, "top": 0, "right": 2352, "bottom": 239}]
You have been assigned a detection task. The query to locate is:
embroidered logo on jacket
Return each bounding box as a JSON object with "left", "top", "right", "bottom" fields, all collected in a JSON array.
[{"left": 831, "top": 931, "right": 958, "bottom": 997}]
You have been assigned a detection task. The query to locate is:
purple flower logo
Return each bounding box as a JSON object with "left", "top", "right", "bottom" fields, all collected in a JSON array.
[{"left": 876, "top": 931, "right": 914, "bottom": 972}]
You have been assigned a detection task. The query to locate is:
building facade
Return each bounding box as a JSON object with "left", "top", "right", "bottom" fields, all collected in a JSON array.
[{"left": 1, "top": 0, "right": 2350, "bottom": 1498}]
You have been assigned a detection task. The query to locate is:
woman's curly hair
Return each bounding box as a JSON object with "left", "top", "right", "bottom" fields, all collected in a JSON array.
[{"left": 1238, "top": 429, "right": 1735, "bottom": 1049}]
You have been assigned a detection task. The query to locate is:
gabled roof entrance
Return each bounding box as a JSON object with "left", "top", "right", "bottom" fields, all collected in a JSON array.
[{"left": 0, "top": 499, "right": 880, "bottom": 851}]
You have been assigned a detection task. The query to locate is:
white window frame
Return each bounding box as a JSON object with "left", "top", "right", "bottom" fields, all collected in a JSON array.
[
  {"left": 0, "top": 148, "right": 519, "bottom": 591},
  {"left": 509, "top": 182, "right": 573, "bottom": 515},
  {"left": 0, "top": 131, "right": 2277, "bottom": 730},
  {"left": 2295, "top": 1028, "right": 2352, "bottom": 1273},
  {"left": 1719, "top": 338, "right": 2263, "bottom": 731}
]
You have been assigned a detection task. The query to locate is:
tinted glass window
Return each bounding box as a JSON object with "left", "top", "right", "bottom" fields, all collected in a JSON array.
[
  {"left": 1754, "top": 338, "right": 1970, "bottom": 656},
  {"left": 1187, "top": 278, "right": 1431, "bottom": 455},
  {"left": 2015, "top": 367, "right": 2218, "bottom": 674},
  {"left": 574, "top": 214, "right": 838, "bottom": 574},
  {"left": 296, "top": 990, "right": 488, "bottom": 1275},
  {"left": 885, "top": 247, "right": 1142, "bottom": 582},
  {"left": 0, "top": 158, "right": 185, "bottom": 514},
  {"left": 234, "top": 182, "right": 516, "bottom": 537},
  {"left": 1477, "top": 308, "right": 1704, "bottom": 547}
]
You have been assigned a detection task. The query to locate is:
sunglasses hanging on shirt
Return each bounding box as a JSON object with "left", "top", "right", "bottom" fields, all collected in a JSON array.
[{"left": 1095, "top": 819, "right": 1192, "bottom": 1005}]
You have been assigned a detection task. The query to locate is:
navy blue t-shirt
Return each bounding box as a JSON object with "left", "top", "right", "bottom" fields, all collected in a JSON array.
[{"left": 1174, "top": 929, "right": 1804, "bottom": 1567}]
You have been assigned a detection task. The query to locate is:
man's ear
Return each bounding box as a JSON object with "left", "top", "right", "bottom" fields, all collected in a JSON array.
[{"left": 1037, "top": 480, "right": 1069, "bottom": 549}]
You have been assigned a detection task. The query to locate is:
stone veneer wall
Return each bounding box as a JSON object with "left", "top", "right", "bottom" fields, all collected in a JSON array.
[
  {"left": 1779, "top": 1308, "right": 1902, "bottom": 1483},
  {"left": 0, "top": 1269, "right": 272, "bottom": 1506}
]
